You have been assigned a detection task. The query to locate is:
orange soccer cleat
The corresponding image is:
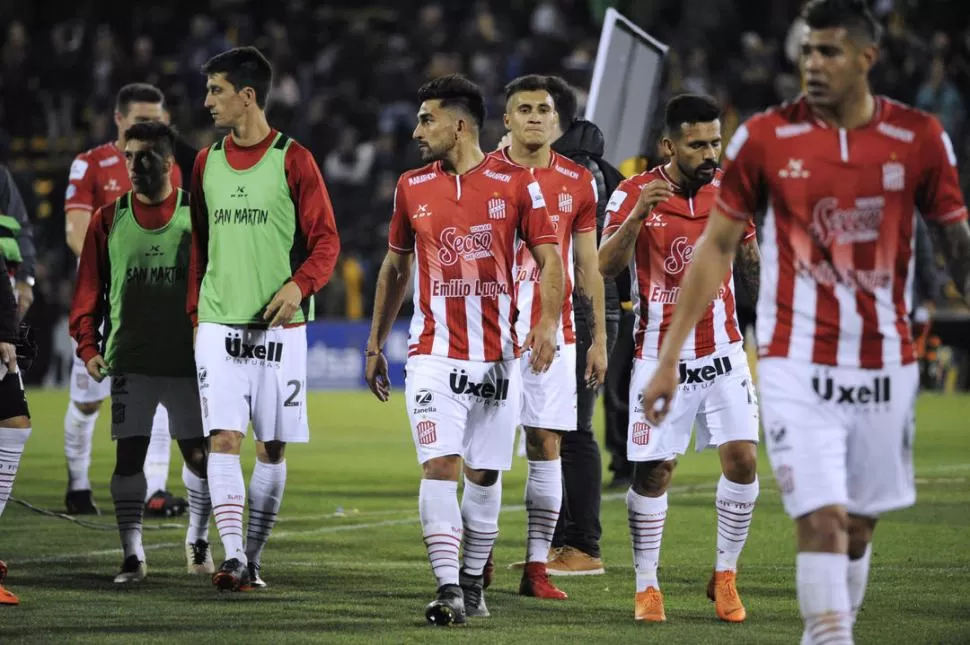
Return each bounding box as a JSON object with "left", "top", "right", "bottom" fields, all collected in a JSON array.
[
  {"left": 707, "top": 569, "right": 747, "bottom": 622},
  {"left": 0, "top": 561, "right": 19, "bottom": 605},
  {"left": 634, "top": 587, "right": 665, "bottom": 622}
]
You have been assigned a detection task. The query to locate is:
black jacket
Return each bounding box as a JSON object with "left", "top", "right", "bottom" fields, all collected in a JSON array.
[
  {"left": 552, "top": 119, "right": 626, "bottom": 324},
  {"left": 174, "top": 137, "right": 199, "bottom": 191},
  {"left": 0, "top": 255, "right": 18, "bottom": 343},
  {"left": 0, "top": 164, "right": 36, "bottom": 283}
]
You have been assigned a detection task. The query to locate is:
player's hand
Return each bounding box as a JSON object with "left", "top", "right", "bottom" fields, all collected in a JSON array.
[
  {"left": 14, "top": 281, "right": 33, "bottom": 321},
  {"left": 0, "top": 342, "right": 17, "bottom": 376},
  {"left": 263, "top": 281, "right": 303, "bottom": 328},
  {"left": 86, "top": 354, "right": 109, "bottom": 382},
  {"left": 524, "top": 319, "right": 557, "bottom": 374},
  {"left": 642, "top": 360, "right": 678, "bottom": 425},
  {"left": 632, "top": 180, "right": 674, "bottom": 221},
  {"left": 584, "top": 340, "right": 608, "bottom": 389},
  {"left": 365, "top": 349, "right": 390, "bottom": 402}
]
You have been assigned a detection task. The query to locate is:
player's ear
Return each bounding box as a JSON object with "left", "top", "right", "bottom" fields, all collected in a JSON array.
[
  {"left": 860, "top": 43, "right": 878, "bottom": 74},
  {"left": 240, "top": 86, "right": 256, "bottom": 107},
  {"left": 503, "top": 112, "right": 511, "bottom": 131},
  {"left": 661, "top": 135, "right": 675, "bottom": 159}
]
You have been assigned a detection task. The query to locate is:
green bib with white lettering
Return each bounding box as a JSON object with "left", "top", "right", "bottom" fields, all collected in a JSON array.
[
  {"left": 106, "top": 190, "right": 195, "bottom": 377},
  {"left": 199, "top": 133, "right": 312, "bottom": 325}
]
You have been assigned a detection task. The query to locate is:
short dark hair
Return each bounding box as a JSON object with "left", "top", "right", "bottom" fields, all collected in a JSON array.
[
  {"left": 417, "top": 74, "right": 486, "bottom": 129},
  {"left": 664, "top": 94, "right": 722, "bottom": 137},
  {"left": 116, "top": 83, "right": 164, "bottom": 115},
  {"left": 801, "top": 0, "right": 881, "bottom": 44},
  {"left": 123, "top": 121, "right": 177, "bottom": 158},
  {"left": 545, "top": 76, "right": 578, "bottom": 126},
  {"left": 202, "top": 46, "right": 274, "bottom": 108},
  {"left": 504, "top": 74, "right": 548, "bottom": 103}
]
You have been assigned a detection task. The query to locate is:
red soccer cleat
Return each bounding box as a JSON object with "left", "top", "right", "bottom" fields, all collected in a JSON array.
[{"left": 519, "top": 562, "right": 568, "bottom": 600}]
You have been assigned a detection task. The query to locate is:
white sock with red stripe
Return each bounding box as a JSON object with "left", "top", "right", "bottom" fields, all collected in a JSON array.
[
  {"left": 419, "top": 479, "right": 462, "bottom": 587},
  {"left": 182, "top": 464, "right": 211, "bottom": 544},
  {"left": 110, "top": 472, "right": 147, "bottom": 561},
  {"left": 245, "top": 460, "right": 286, "bottom": 565},
  {"left": 797, "top": 552, "right": 853, "bottom": 645},
  {"left": 64, "top": 402, "right": 97, "bottom": 492},
  {"left": 208, "top": 453, "right": 247, "bottom": 564},
  {"left": 627, "top": 488, "right": 666, "bottom": 591},
  {"left": 715, "top": 474, "right": 759, "bottom": 571},
  {"left": 143, "top": 406, "right": 171, "bottom": 499},
  {"left": 0, "top": 427, "right": 30, "bottom": 519},
  {"left": 525, "top": 459, "right": 561, "bottom": 563},
  {"left": 460, "top": 475, "right": 502, "bottom": 576},
  {"left": 848, "top": 544, "right": 872, "bottom": 625}
]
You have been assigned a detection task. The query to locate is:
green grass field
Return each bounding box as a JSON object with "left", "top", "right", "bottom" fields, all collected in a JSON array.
[{"left": 1, "top": 389, "right": 968, "bottom": 644}]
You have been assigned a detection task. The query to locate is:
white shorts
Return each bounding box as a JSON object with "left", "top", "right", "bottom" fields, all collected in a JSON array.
[
  {"left": 519, "top": 343, "right": 577, "bottom": 431},
  {"left": 194, "top": 322, "right": 309, "bottom": 443},
  {"left": 70, "top": 338, "right": 112, "bottom": 404},
  {"left": 405, "top": 355, "right": 522, "bottom": 471},
  {"left": 628, "top": 343, "right": 759, "bottom": 462},
  {"left": 110, "top": 374, "right": 202, "bottom": 441},
  {"left": 759, "top": 358, "right": 918, "bottom": 519}
]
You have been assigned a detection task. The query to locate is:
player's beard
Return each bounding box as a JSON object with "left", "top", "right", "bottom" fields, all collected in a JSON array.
[
  {"left": 419, "top": 136, "right": 456, "bottom": 165},
  {"left": 681, "top": 159, "right": 719, "bottom": 188}
]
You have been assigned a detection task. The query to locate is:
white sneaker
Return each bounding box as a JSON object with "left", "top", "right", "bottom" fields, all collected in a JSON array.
[
  {"left": 186, "top": 539, "right": 215, "bottom": 575},
  {"left": 114, "top": 555, "right": 147, "bottom": 583}
]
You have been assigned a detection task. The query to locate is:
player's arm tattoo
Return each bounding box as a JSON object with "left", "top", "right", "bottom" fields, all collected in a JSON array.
[
  {"left": 573, "top": 284, "right": 596, "bottom": 337},
  {"left": 936, "top": 219, "right": 970, "bottom": 299},
  {"left": 733, "top": 238, "right": 761, "bottom": 305}
]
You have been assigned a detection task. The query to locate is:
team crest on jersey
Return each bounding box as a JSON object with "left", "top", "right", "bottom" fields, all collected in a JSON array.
[
  {"left": 882, "top": 161, "right": 905, "bottom": 192},
  {"left": 104, "top": 178, "right": 122, "bottom": 193},
  {"left": 558, "top": 191, "right": 573, "bottom": 215},
  {"left": 779, "top": 158, "right": 810, "bottom": 179},
  {"left": 487, "top": 197, "right": 507, "bottom": 220}
]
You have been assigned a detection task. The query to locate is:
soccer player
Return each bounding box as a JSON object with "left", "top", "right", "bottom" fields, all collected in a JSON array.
[
  {"left": 189, "top": 46, "right": 340, "bottom": 591},
  {"left": 599, "top": 94, "right": 761, "bottom": 623},
  {"left": 70, "top": 122, "right": 212, "bottom": 583},
  {"left": 640, "top": 2, "right": 970, "bottom": 642},
  {"left": 364, "top": 74, "right": 564, "bottom": 626},
  {"left": 0, "top": 253, "right": 33, "bottom": 605},
  {"left": 492, "top": 75, "right": 607, "bottom": 600},
  {"left": 63, "top": 83, "right": 186, "bottom": 517}
]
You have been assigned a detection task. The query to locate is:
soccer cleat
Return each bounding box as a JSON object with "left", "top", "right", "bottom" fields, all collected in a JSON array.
[
  {"left": 241, "top": 561, "right": 267, "bottom": 590},
  {"left": 707, "top": 569, "right": 747, "bottom": 623},
  {"left": 634, "top": 587, "right": 666, "bottom": 622},
  {"left": 459, "top": 569, "right": 489, "bottom": 617},
  {"left": 508, "top": 546, "right": 561, "bottom": 571},
  {"left": 545, "top": 546, "right": 605, "bottom": 576},
  {"left": 0, "top": 561, "right": 18, "bottom": 605},
  {"left": 483, "top": 550, "right": 494, "bottom": 589},
  {"left": 186, "top": 540, "right": 215, "bottom": 575},
  {"left": 113, "top": 555, "right": 147, "bottom": 584},
  {"left": 212, "top": 558, "right": 250, "bottom": 592},
  {"left": 145, "top": 490, "right": 188, "bottom": 518},
  {"left": 519, "top": 562, "right": 568, "bottom": 600},
  {"left": 425, "top": 584, "right": 466, "bottom": 627},
  {"left": 65, "top": 489, "right": 100, "bottom": 515}
]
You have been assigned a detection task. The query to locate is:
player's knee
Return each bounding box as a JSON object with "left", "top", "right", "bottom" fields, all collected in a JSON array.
[
  {"left": 797, "top": 506, "right": 849, "bottom": 552},
  {"left": 720, "top": 441, "right": 758, "bottom": 484},
  {"left": 209, "top": 430, "right": 243, "bottom": 455},
  {"left": 0, "top": 415, "right": 30, "bottom": 429},
  {"left": 74, "top": 400, "right": 101, "bottom": 416},
  {"left": 465, "top": 467, "right": 499, "bottom": 487},
  {"left": 179, "top": 440, "right": 208, "bottom": 477},
  {"left": 632, "top": 459, "right": 675, "bottom": 496},
  {"left": 524, "top": 427, "right": 560, "bottom": 461},
  {"left": 255, "top": 440, "right": 286, "bottom": 464},
  {"left": 847, "top": 515, "right": 877, "bottom": 559},
  {"left": 422, "top": 456, "right": 461, "bottom": 481}
]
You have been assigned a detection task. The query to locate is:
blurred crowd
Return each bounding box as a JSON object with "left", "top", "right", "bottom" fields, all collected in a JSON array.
[{"left": 1, "top": 0, "right": 969, "bottom": 384}]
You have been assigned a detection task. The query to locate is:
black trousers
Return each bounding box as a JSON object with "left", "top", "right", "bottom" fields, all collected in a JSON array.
[
  {"left": 603, "top": 310, "right": 635, "bottom": 479},
  {"left": 550, "top": 317, "right": 619, "bottom": 558}
]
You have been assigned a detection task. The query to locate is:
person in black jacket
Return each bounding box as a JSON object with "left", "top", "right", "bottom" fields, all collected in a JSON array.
[
  {"left": 0, "top": 253, "right": 32, "bottom": 606},
  {"left": 542, "top": 76, "right": 625, "bottom": 574},
  {"left": 0, "top": 164, "right": 37, "bottom": 321}
]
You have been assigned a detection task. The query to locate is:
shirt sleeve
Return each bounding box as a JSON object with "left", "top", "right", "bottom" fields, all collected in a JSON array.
[
  {"left": 186, "top": 148, "right": 210, "bottom": 326},
  {"left": 517, "top": 173, "right": 558, "bottom": 247},
  {"left": 286, "top": 143, "right": 341, "bottom": 298},
  {"left": 0, "top": 255, "right": 17, "bottom": 344},
  {"left": 69, "top": 205, "right": 113, "bottom": 364},
  {"left": 916, "top": 116, "right": 968, "bottom": 225},
  {"left": 572, "top": 173, "right": 598, "bottom": 234},
  {"left": 602, "top": 179, "right": 637, "bottom": 235},
  {"left": 387, "top": 176, "right": 415, "bottom": 253},
  {"left": 65, "top": 153, "right": 96, "bottom": 212},
  {"left": 716, "top": 121, "right": 764, "bottom": 222}
]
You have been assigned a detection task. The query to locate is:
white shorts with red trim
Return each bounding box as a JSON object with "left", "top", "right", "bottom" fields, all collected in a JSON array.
[{"left": 519, "top": 343, "right": 577, "bottom": 431}]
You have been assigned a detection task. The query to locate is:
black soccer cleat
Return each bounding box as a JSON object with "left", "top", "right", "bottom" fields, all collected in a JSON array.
[
  {"left": 425, "top": 584, "right": 466, "bottom": 626},
  {"left": 212, "top": 558, "right": 251, "bottom": 592},
  {"left": 243, "top": 561, "right": 267, "bottom": 589},
  {"left": 145, "top": 490, "right": 188, "bottom": 518},
  {"left": 65, "top": 489, "right": 100, "bottom": 515},
  {"left": 459, "top": 569, "right": 490, "bottom": 617}
]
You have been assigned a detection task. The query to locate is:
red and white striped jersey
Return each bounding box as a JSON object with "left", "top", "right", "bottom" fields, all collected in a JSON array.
[
  {"left": 604, "top": 166, "right": 756, "bottom": 361},
  {"left": 490, "top": 148, "right": 597, "bottom": 346},
  {"left": 718, "top": 96, "right": 968, "bottom": 369},
  {"left": 389, "top": 155, "right": 559, "bottom": 362}
]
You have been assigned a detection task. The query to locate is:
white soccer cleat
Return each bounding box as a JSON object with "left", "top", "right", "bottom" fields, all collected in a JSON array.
[
  {"left": 186, "top": 539, "right": 215, "bottom": 575},
  {"left": 114, "top": 555, "right": 147, "bottom": 584}
]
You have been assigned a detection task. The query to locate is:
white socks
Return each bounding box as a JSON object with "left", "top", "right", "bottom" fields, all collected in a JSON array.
[
  {"left": 208, "top": 453, "right": 247, "bottom": 563},
  {"left": 797, "top": 552, "right": 854, "bottom": 645},
  {"left": 627, "top": 488, "right": 667, "bottom": 592},
  {"left": 143, "top": 405, "right": 172, "bottom": 498},
  {"left": 848, "top": 544, "right": 872, "bottom": 625},
  {"left": 182, "top": 464, "right": 211, "bottom": 544},
  {"left": 460, "top": 475, "right": 502, "bottom": 576},
  {"left": 419, "top": 479, "right": 462, "bottom": 587},
  {"left": 715, "top": 475, "right": 759, "bottom": 571},
  {"left": 525, "top": 459, "right": 562, "bottom": 563},
  {"left": 0, "top": 426, "right": 30, "bottom": 519},
  {"left": 246, "top": 460, "right": 286, "bottom": 565},
  {"left": 111, "top": 472, "right": 147, "bottom": 561},
  {"left": 64, "top": 402, "right": 98, "bottom": 491}
]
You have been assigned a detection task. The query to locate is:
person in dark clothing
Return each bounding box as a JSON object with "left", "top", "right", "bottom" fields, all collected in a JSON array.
[
  {"left": 543, "top": 76, "right": 625, "bottom": 574},
  {"left": 0, "top": 164, "right": 37, "bottom": 322}
]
